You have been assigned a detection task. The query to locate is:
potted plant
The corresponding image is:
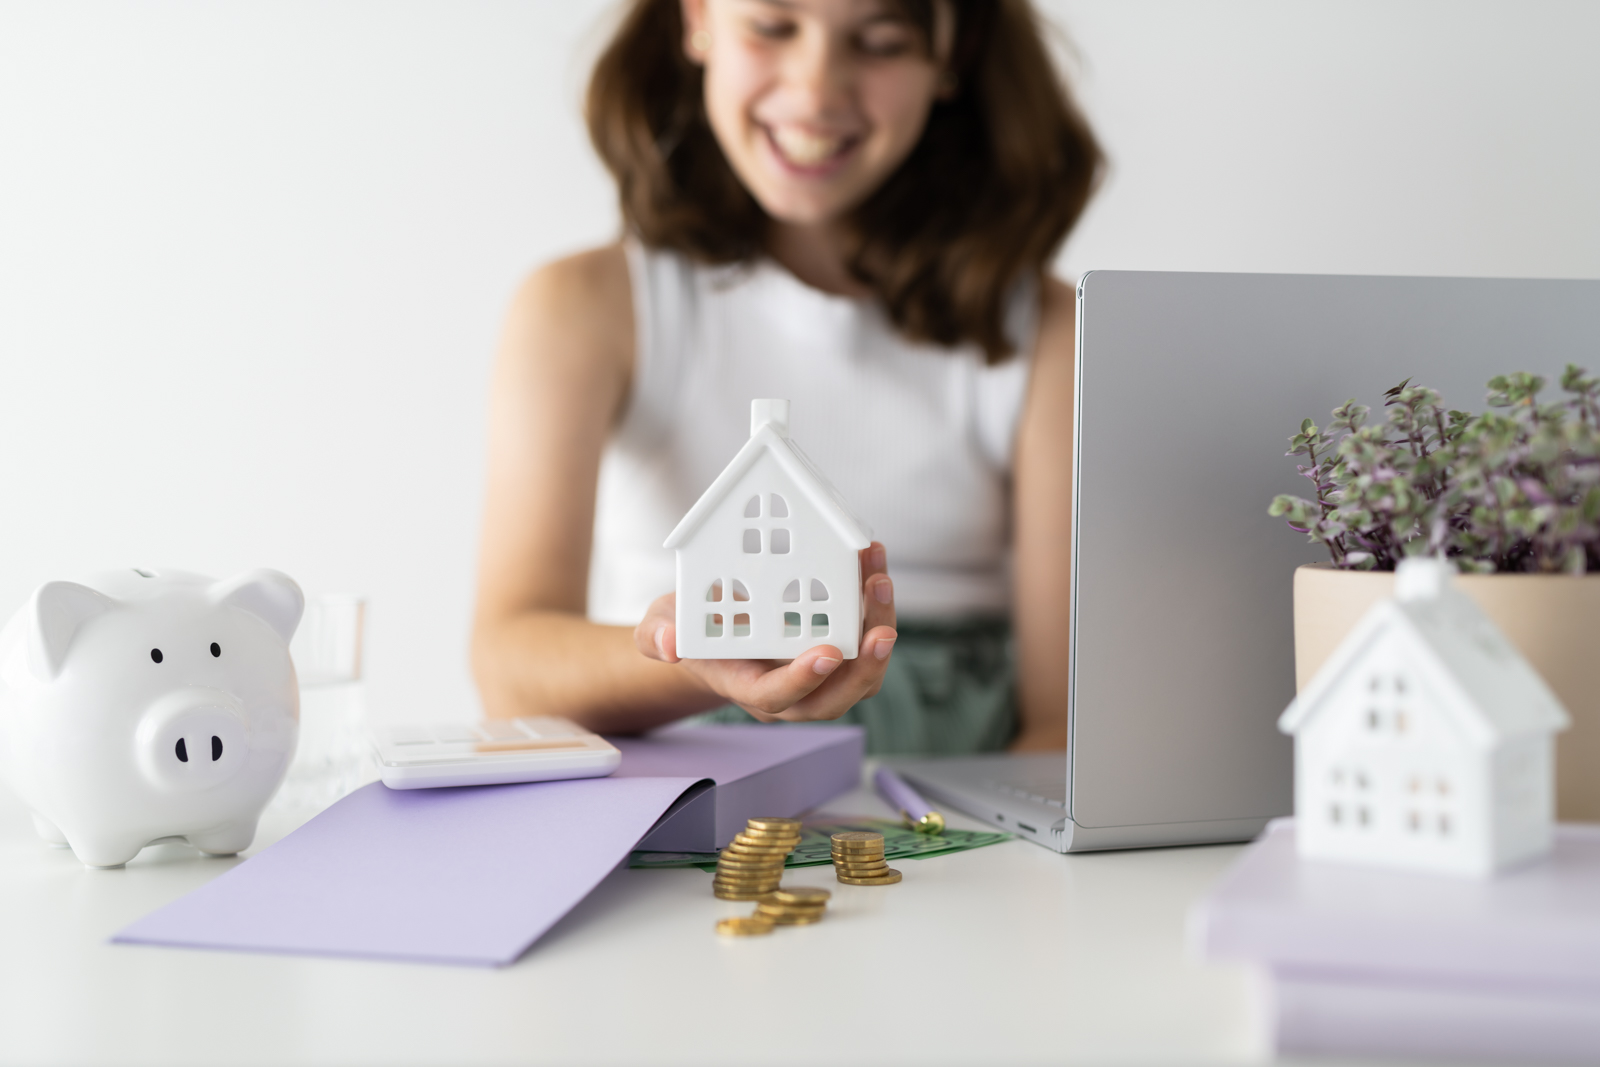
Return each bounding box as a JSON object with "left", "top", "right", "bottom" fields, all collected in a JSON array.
[{"left": 1270, "top": 366, "right": 1600, "bottom": 821}]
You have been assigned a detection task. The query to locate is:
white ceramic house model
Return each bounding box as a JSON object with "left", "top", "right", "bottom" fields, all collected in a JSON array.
[
  {"left": 665, "top": 399, "right": 871, "bottom": 659},
  {"left": 1278, "top": 558, "right": 1569, "bottom": 878}
]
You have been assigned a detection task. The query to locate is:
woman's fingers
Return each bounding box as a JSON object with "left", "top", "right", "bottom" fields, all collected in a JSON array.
[
  {"left": 859, "top": 541, "right": 897, "bottom": 660},
  {"left": 634, "top": 592, "right": 680, "bottom": 663},
  {"left": 682, "top": 643, "right": 845, "bottom": 721}
]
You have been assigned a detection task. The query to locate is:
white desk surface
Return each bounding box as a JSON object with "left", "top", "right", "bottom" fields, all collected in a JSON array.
[{"left": 0, "top": 777, "right": 1263, "bottom": 1066}]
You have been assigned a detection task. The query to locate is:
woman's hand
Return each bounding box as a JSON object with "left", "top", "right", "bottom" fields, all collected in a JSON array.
[{"left": 635, "top": 542, "right": 898, "bottom": 722}]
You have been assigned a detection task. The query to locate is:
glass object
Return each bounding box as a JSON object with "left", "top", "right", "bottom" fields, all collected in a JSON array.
[{"left": 269, "top": 595, "right": 375, "bottom": 814}]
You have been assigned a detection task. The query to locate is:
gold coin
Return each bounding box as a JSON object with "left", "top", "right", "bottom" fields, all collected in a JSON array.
[
  {"left": 724, "top": 843, "right": 792, "bottom": 855},
  {"left": 757, "top": 909, "right": 825, "bottom": 923},
  {"left": 735, "top": 836, "right": 800, "bottom": 848},
  {"left": 746, "top": 818, "right": 802, "bottom": 831},
  {"left": 836, "top": 868, "right": 903, "bottom": 886},
  {"left": 766, "top": 913, "right": 823, "bottom": 925},
  {"left": 831, "top": 851, "right": 886, "bottom": 861},
  {"left": 831, "top": 832, "right": 884, "bottom": 844},
  {"left": 769, "top": 886, "right": 832, "bottom": 905},
  {"left": 714, "top": 889, "right": 766, "bottom": 901},
  {"left": 756, "top": 904, "right": 826, "bottom": 916},
  {"left": 834, "top": 866, "right": 889, "bottom": 877},
  {"left": 716, "top": 857, "right": 784, "bottom": 869},
  {"left": 755, "top": 899, "right": 822, "bottom": 912},
  {"left": 830, "top": 847, "right": 885, "bottom": 857},
  {"left": 716, "top": 917, "right": 775, "bottom": 937},
  {"left": 715, "top": 883, "right": 782, "bottom": 893},
  {"left": 716, "top": 871, "right": 783, "bottom": 881},
  {"left": 757, "top": 896, "right": 825, "bottom": 905}
]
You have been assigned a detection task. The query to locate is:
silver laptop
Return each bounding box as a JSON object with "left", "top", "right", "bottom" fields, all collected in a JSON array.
[{"left": 893, "top": 270, "right": 1600, "bottom": 852}]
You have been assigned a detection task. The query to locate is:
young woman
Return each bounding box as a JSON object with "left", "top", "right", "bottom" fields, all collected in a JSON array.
[{"left": 471, "top": 0, "right": 1100, "bottom": 754}]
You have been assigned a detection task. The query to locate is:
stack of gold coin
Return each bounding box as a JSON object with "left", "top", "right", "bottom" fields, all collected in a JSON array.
[
  {"left": 831, "top": 831, "right": 903, "bottom": 885},
  {"left": 754, "top": 886, "right": 830, "bottom": 925},
  {"left": 712, "top": 817, "right": 802, "bottom": 900}
]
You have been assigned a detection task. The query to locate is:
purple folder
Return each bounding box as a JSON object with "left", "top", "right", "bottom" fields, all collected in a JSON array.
[
  {"left": 617, "top": 723, "right": 862, "bottom": 850},
  {"left": 115, "top": 723, "right": 862, "bottom": 966}
]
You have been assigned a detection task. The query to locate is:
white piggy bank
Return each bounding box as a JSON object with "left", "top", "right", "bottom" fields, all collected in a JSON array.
[{"left": 0, "top": 568, "right": 303, "bottom": 868}]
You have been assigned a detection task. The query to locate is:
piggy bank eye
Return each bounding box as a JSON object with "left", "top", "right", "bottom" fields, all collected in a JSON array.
[
  {"left": 150, "top": 648, "right": 163, "bottom": 664},
  {"left": 210, "top": 642, "right": 221, "bottom": 657}
]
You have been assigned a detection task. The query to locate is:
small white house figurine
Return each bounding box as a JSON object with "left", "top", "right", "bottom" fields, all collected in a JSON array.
[
  {"left": 665, "top": 399, "right": 871, "bottom": 659},
  {"left": 1278, "top": 557, "right": 1569, "bottom": 878}
]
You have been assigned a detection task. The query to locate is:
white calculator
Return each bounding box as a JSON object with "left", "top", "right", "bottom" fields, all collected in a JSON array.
[{"left": 371, "top": 717, "right": 621, "bottom": 790}]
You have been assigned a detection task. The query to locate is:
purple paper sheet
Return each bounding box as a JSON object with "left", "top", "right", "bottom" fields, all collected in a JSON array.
[
  {"left": 114, "top": 776, "right": 698, "bottom": 967},
  {"left": 1194, "top": 818, "right": 1600, "bottom": 986},
  {"left": 1193, "top": 818, "right": 1600, "bottom": 1061}
]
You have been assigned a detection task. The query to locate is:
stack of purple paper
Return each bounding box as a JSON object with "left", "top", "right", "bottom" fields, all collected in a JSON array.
[{"left": 1191, "top": 818, "right": 1600, "bottom": 1062}]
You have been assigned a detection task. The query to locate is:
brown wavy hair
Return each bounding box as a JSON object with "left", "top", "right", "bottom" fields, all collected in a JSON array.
[{"left": 586, "top": 0, "right": 1103, "bottom": 363}]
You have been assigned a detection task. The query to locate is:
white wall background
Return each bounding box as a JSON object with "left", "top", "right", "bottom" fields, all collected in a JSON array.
[{"left": 2, "top": 1, "right": 1597, "bottom": 724}]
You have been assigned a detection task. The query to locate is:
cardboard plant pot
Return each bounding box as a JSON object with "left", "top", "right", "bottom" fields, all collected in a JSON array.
[{"left": 1293, "top": 562, "right": 1600, "bottom": 822}]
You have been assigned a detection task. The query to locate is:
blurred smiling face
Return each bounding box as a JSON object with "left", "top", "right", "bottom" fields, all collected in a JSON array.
[{"left": 683, "top": 0, "right": 953, "bottom": 226}]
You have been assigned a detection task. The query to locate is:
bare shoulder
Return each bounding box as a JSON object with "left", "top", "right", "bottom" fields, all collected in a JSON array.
[
  {"left": 519, "top": 243, "right": 631, "bottom": 311},
  {"left": 502, "top": 243, "right": 634, "bottom": 388},
  {"left": 1032, "top": 276, "right": 1076, "bottom": 369}
]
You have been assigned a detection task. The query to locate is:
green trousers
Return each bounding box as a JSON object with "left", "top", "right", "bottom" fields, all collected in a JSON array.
[{"left": 688, "top": 618, "right": 1017, "bottom": 756}]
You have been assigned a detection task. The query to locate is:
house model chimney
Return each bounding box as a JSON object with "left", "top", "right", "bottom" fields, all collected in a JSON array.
[
  {"left": 750, "top": 398, "right": 790, "bottom": 437},
  {"left": 1394, "top": 557, "right": 1452, "bottom": 602}
]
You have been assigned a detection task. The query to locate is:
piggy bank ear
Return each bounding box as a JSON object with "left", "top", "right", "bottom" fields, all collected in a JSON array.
[
  {"left": 210, "top": 569, "right": 304, "bottom": 644},
  {"left": 29, "top": 581, "right": 116, "bottom": 679}
]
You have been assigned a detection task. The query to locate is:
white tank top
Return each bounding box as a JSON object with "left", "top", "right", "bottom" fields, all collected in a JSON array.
[{"left": 586, "top": 242, "right": 1037, "bottom": 626}]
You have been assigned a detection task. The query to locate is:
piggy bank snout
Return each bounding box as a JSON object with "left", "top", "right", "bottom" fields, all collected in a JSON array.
[{"left": 135, "top": 688, "right": 251, "bottom": 792}]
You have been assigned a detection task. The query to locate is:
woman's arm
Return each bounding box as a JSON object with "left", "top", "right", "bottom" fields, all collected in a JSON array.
[
  {"left": 471, "top": 245, "right": 717, "bottom": 732},
  {"left": 1011, "top": 276, "right": 1076, "bottom": 751},
  {"left": 471, "top": 243, "right": 899, "bottom": 732}
]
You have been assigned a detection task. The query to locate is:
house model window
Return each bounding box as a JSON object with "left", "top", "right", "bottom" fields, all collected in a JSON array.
[
  {"left": 664, "top": 399, "right": 872, "bottom": 660},
  {"left": 1278, "top": 557, "right": 1569, "bottom": 878}
]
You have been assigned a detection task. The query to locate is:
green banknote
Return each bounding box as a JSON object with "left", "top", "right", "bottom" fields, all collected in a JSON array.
[{"left": 629, "top": 817, "right": 1012, "bottom": 870}]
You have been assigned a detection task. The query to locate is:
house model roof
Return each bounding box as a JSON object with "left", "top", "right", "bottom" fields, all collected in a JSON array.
[
  {"left": 1279, "top": 559, "right": 1570, "bottom": 748},
  {"left": 663, "top": 399, "right": 873, "bottom": 552}
]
